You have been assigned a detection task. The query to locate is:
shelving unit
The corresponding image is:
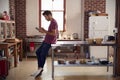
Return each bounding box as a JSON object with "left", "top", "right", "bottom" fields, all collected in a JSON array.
[
  {"left": 26, "top": 42, "right": 42, "bottom": 57},
  {"left": 25, "top": 36, "right": 44, "bottom": 58},
  {"left": 0, "top": 20, "right": 23, "bottom": 67},
  {"left": 51, "top": 40, "right": 116, "bottom": 79}
]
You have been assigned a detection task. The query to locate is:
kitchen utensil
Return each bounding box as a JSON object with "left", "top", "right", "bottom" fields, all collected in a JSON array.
[{"left": 72, "top": 33, "right": 78, "bottom": 39}]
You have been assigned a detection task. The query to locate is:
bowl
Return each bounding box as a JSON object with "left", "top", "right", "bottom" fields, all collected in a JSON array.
[
  {"left": 86, "top": 61, "right": 94, "bottom": 65},
  {"left": 58, "top": 59, "right": 66, "bottom": 64},
  {"left": 79, "top": 59, "right": 86, "bottom": 64},
  {"left": 69, "top": 60, "right": 76, "bottom": 64},
  {"left": 95, "top": 38, "right": 103, "bottom": 44},
  {"left": 86, "top": 38, "right": 94, "bottom": 44},
  {"left": 99, "top": 61, "right": 109, "bottom": 65}
]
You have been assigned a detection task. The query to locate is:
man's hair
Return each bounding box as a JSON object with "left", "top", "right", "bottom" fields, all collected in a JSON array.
[{"left": 42, "top": 10, "right": 52, "bottom": 16}]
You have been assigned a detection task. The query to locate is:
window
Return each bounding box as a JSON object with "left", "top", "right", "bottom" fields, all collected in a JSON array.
[{"left": 39, "top": 0, "right": 66, "bottom": 31}]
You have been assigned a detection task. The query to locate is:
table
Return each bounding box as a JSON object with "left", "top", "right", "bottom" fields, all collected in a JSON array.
[
  {"left": 51, "top": 41, "right": 116, "bottom": 79},
  {"left": 0, "top": 40, "right": 23, "bottom": 67}
]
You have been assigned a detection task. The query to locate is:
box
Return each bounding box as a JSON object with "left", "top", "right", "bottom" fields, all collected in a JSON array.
[{"left": 97, "top": 13, "right": 108, "bottom": 16}]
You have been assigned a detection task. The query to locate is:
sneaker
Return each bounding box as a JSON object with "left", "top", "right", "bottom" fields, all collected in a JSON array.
[
  {"left": 35, "top": 69, "right": 43, "bottom": 78},
  {"left": 31, "top": 69, "right": 43, "bottom": 77}
]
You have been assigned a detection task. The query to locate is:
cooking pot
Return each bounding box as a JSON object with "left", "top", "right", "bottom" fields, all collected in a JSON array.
[
  {"left": 72, "top": 33, "right": 78, "bottom": 39},
  {"left": 104, "top": 35, "right": 115, "bottom": 41}
]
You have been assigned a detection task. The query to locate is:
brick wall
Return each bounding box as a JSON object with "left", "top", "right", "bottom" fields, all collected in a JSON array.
[
  {"left": 9, "top": 0, "right": 15, "bottom": 20},
  {"left": 9, "top": 0, "right": 106, "bottom": 39},
  {"left": 15, "top": 0, "right": 26, "bottom": 39},
  {"left": 9, "top": 0, "right": 26, "bottom": 39},
  {"left": 84, "top": 0, "right": 106, "bottom": 39}
]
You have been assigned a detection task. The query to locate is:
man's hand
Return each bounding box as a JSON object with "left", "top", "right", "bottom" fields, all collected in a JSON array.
[
  {"left": 39, "top": 27, "right": 46, "bottom": 33},
  {"left": 35, "top": 27, "right": 45, "bottom": 33},
  {"left": 36, "top": 27, "right": 56, "bottom": 36}
]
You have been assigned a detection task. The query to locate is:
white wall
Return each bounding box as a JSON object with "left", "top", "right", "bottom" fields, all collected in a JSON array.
[
  {"left": 106, "top": 0, "right": 116, "bottom": 36},
  {"left": 26, "top": 0, "right": 39, "bottom": 36},
  {"left": 64, "top": 0, "right": 82, "bottom": 39},
  {"left": 26, "top": 0, "right": 83, "bottom": 39},
  {"left": 26, "top": 0, "right": 116, "bottom": 38},
  {"left": 0, "top": 0, "right": 9, "bottom": 13}
]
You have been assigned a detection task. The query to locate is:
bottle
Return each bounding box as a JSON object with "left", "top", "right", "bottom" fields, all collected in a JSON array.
[
  {"left": 86, "top": 53, "right": 89, "bottom": 59},
  {"left": 91, "top": 56, "right": 95, "bottom": 62}
]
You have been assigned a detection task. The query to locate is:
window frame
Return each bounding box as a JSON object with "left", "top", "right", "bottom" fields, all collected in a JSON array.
[{"left": 39, "top": 0, "right": 66, "bottom": 32}]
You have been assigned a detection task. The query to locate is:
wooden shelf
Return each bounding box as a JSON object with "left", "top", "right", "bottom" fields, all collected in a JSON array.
[{"left": 0, "top": 40, "right": 23, "bottom": 67}]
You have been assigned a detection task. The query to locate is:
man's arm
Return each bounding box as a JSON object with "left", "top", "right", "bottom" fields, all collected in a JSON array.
[{"left": 39, "top": 27, "right": 57, "bottom": 36}]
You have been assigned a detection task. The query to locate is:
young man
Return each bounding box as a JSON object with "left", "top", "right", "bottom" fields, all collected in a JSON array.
[{"left": 31, "top": 10, "right": 58, "bottom": 78}]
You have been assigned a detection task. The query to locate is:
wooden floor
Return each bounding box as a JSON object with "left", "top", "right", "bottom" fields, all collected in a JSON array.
[{"left": 6, "top": 57, "right": 120, "bottom": 80}]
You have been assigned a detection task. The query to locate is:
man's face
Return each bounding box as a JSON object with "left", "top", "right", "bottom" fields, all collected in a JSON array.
[{"left": 44, "top": 15, "right": 50, "bottom": 21}]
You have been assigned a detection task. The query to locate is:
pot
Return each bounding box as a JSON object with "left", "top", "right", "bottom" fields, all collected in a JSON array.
[{"left": 72, "top": 33, "right": 78, "bottom": 39}]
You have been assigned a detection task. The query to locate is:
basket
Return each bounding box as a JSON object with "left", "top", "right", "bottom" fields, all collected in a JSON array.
[{"left": 95, "top": 38, "right": 103, "bottom": 44}]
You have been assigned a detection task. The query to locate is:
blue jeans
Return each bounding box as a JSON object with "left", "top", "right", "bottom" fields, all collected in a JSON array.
[{"left": 36, "top": 42, "right": 51, "bottom": 68}]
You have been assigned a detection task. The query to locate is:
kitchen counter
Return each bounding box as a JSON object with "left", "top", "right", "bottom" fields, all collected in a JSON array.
[
  {"left": 57, "top": 39, "right": 81, "bottom": 41},
  {"left": 52, "top": 40, "right": 115, "bottom": 47}
]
